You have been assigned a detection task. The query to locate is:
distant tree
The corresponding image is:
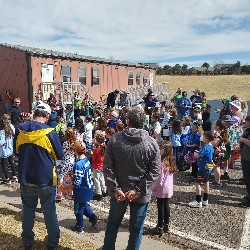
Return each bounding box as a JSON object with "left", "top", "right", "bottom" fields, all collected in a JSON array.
[
  {"left": 156, "top": 67, "right": 164, "bottom": 75},
  {"left": 201, "top": 62, "right": 210, "bottom": 68},
  {"left": 163, "top": 65, "right": 172, "bottom": 75},
  {"left": 241, "top": 64, "right": 250, "bottom": 74},
  {"left": 172, "top": 64, "right": 182, "bottom": 75},
  {"left": 181, "top": 64, "right": 189, "bottom": 75},
  {"left": 232, "top": 61, "right": 241, "bottom": 74}
]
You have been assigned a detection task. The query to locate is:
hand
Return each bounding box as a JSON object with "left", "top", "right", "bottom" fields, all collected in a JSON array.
[
  {"left": 115, "top": 190, "right": 126, "bottom": 202},
  {"left": 58, "top": 178, "right": 63, "bottom": 186},
  {"left": 238, "top": 138, "right": 245, "bottom": 143},
  {"left": 125, "top": 190, "right": 139, "bottom": 202}
]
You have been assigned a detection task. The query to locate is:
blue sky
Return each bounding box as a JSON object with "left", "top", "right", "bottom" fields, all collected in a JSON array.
[{"left": 0, "top": 0, "right": 250, "bottom": 67}]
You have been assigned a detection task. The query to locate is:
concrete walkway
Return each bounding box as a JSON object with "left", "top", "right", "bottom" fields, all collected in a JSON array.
[{"left": 0, "top": 184, "right": 178, "bottom": 250}]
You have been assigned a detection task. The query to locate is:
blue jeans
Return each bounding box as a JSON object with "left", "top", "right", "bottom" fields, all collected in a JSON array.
[
  {"left": 103, "top": 198, "right": 148, "bottom": 250},
  {"left": 74, "top": 202, "right": 96, "bottom": 229},
  {"left": 20, "top": 185, "right": 59, "bottom": 247}
]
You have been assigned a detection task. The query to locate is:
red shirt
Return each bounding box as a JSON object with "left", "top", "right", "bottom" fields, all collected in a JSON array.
[{"left": 92, "top": 146, "right": 104, "bottom": 170}]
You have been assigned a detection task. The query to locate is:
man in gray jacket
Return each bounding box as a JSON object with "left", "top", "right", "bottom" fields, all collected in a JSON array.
[{"left": 102, "top": 109, "right": 161, "bottom": 250}]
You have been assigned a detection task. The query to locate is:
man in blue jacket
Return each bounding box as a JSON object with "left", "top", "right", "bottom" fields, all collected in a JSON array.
[
  {"left": 14, "top": 103, "right": 64, "bottom": 250},
  {"left": 176, "top": 91, "right": 192, "bottom": 118}
]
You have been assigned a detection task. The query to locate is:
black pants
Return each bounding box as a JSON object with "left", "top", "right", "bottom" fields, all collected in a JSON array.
[
  {"left": 241, "top": 158, "right": 250, "bottom": 196},
  {"left": 1, "top": 156, "right": 17, "bottom": 179},
  {"left": 156, "top": 198, "right": 170, "bottom": 228},
  {"left": 191, "top": 161, "right": 198, "bottom": 178}
]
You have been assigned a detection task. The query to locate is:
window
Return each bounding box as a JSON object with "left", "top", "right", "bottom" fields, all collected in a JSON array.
[
  {"left": 92, "top": 68, "right": 100, "bottom": 86},
  {"left": 136, "top": 72, "right": 141, "bottom": 85},
  {"left": 128, "top": 71, "right": 133, "bottom": 85},
  {"left": 78, "top": 67, "right": 86, "bottom": 85},
  {"left": 143, "top": 72, "right": 148, "bottom": 84},
  {"left": 61, "top": 65, "right": 71, "bottom": 82}
]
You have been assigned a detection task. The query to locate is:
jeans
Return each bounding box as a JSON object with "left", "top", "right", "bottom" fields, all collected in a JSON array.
[
  {"left": 74, "top": 202, "right": 96, "bottom": 229},
  {"left": 103, "top": 198, "right": 148, "bottom": 250},
  {"left": 241, "top": 158, "right": 250, "bottom": 196},
  {"left": 20, "top": 185, "right": 59, "bottom": 247}
]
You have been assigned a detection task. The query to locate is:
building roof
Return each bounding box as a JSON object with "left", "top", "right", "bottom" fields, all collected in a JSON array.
[
  {"left": 214, "top": 64, "right": 234, "bottom": 68},
  {"left": 0, "top": 43, "right": 152, "bottom": 69},
  {"left": 191, "top": 67, "right": 214, "bottom": 72}
]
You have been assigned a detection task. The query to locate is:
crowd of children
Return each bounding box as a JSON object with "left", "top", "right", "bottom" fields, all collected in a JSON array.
[{"left": 0, "top": 87, "right": 249, "bottom": 237}]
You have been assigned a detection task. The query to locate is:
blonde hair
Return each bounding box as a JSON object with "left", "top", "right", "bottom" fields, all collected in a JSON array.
[
  {"left": 158, "top": 141, "right": 177, "bottom": 174},
  {"left": 241, "top": 101, "right": 248, "bottom": 111}
]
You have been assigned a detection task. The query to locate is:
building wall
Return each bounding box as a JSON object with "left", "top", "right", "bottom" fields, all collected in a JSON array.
[
  {"left": 0, "top": 46, "right": 29, "bottom": 112},
  {"left": 0, "top": 46, "right": 156, "bottom": 113},
  {"left": 31, "top": 56, "right": 155, "bottom": 102}
]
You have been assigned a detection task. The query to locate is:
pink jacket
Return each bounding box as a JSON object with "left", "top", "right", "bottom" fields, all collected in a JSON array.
[{"left": 152, "top": 162, "right": 173, "bottom": 198}]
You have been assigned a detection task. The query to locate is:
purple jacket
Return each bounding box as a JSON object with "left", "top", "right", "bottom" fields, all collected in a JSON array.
[{"left": 152, "top": 163, "right": 173, "bottom": 199}]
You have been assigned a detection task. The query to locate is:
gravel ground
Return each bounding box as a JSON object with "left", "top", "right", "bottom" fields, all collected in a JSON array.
[
  {"left": 0, "top": 206, "right": 97, "bottom": 250},
  {"left": 84, "top": 160, "right": 247, "bottom": 250},
  {"left": 1, "top": 160, "right": 248, "bottom": 250}
]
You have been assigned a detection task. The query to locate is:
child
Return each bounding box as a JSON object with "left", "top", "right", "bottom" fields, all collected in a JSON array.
[
  {"left": 149, "top": 113, "right": 162, "bottom": 143},
  {"left": 84, "top": 116, "right": 93, "bottom": 151},
  {"left": 151, "top": 141, "right": 177, "bottom": 236},
  {"left": 92, "top": 134, "right": 107, "bottom": 201},
  {"left": 105, "top": 127, "right": 115, "bottom": 144},
  {"left": 57, "top": 127, "right": 78, "bottom": 201},
  {"left": 70, "top": 140, "right": 99, "bottom": 233},
  {"left": 188, "top": 131, "right": 214, "bottom": 208},
  {"left": 169, "top": 120, "right": 183, "bottom": 171},
  {"left": 241, "top": 101, "right": 248, "bottom": 124},
  {"left": 0, "top": 116, "right": 18, "bottom": 184}
]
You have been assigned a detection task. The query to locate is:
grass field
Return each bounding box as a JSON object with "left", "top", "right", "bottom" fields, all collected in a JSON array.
[{"left": 155, "top": 75, "right": 250, "bottom": 100}]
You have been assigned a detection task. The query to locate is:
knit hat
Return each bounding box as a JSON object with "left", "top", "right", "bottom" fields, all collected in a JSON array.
[{"left": 221, "top": 115, "right": 232, "bottom": 122}]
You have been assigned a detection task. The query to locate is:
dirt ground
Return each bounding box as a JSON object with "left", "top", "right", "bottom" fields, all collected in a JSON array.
[{"left": 156, "top": 75, "right": 250, "bottom": 100}]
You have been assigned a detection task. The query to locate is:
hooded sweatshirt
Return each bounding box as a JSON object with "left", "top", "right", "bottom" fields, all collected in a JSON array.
[
  {"left": 104, "top": 127, "right": 161, "bottom": 203},
  {"left": 14, "top": 121, "right": 64, "bottom": 186}
]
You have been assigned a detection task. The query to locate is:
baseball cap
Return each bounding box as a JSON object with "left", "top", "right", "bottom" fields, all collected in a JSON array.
[
  {"left": 230, "top": 100, "right": 242, "bottom": 111},
  {"left": 111, "top": 111, "right": 118, "bottom": 118},
  {"left": 221, "top": 115, "right": 232, "bottom": 122},
  {"left": 36, "top": 103, "right": 51, "bottom": 114}
]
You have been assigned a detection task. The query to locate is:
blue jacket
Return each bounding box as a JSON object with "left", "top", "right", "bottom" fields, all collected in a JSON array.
[
  {"left": 73, "top": 157, "right": 93, "bottom": 203},
  {"left": 0, "top": 130, "right": 14, "bottom": 158},
  {"left": 14, "top": 121, "right": 64, "bottom": 186},
  {"left": 47, "top": 111, "right": 57, "bottom": 128},
  {"left": 176, "top": 97, "right": 192, "bottom": 116}
]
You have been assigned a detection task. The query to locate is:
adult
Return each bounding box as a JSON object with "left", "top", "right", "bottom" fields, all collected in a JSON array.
[
  {"left": 190, "top": 89, "right": 202, "bottom": 107},
  {"left": 176, "top": 91, "right": 192, "bottom": 118},
  {"left": 102, "top": 109, "right": 161, "bottom": 250},
  {"left": 143, "top": 91, "right": 158, "bottom": 114},
  {"left": 47, "top": 102, "right": 58, "bottom": 128},
  {"left": 8, "top": 97, "right": 22, "bottom": 129},
  {"left": 14, "top": 103, "right": 64, "bottom": 250},
  {"left": 3, "top": 89, "right": 14, "bottom": 112},
  {"left": 238, "top": 135, "right": 250, "bottom": 207},
  {"left": 230, "top": 99, "right": 243, "bottom": 125},
  {"left": 107, "top": 89, "right": 119, "bottom": 108},
  {"left": 120, "top": 91, "right": 131, "bottom": 107}
]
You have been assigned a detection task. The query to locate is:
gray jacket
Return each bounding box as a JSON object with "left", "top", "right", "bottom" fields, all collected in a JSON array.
[{"left": 104, "top": 128, "right": 161, "bottom": 203}]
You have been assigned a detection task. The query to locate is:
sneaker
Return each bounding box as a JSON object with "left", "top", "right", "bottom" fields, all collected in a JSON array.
[
  {"left": 11, "top": 177, "right": 18, "bottom": 182},
  {"left": 91, "top": 216, "right": 100, "bottom": 228},
  {"left": 188, "top": 200, "right": 202, "bottom": 208},
  {"left": 93, "top": 194, "right": 103, "bottom": 201},
  {"left": 202, "top": 200, "right": 209, "bottom": 206},
  {"left": 56, "top": 195, "right": 64, "bottom": 201},
  {"left": 150, "top": 226, "right": 163, "bottom": 236},
  {"left": 70, "top": 225, "right": 83, "bottom": 233},
  {"left": 163, "top": 224, "right": 169, "bottom": 233},
  {"left": 2, "top": 180, "right": 11, "bottom": 185}
]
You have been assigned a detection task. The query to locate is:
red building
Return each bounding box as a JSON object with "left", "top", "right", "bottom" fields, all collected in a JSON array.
[{"left": 0, "top": 43, "right": 156, "bottom": 112}]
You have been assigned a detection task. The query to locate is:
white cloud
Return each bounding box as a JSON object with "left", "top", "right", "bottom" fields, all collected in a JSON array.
[{"left": 0, "top": 0, "right": 250, "bottom": 66}]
